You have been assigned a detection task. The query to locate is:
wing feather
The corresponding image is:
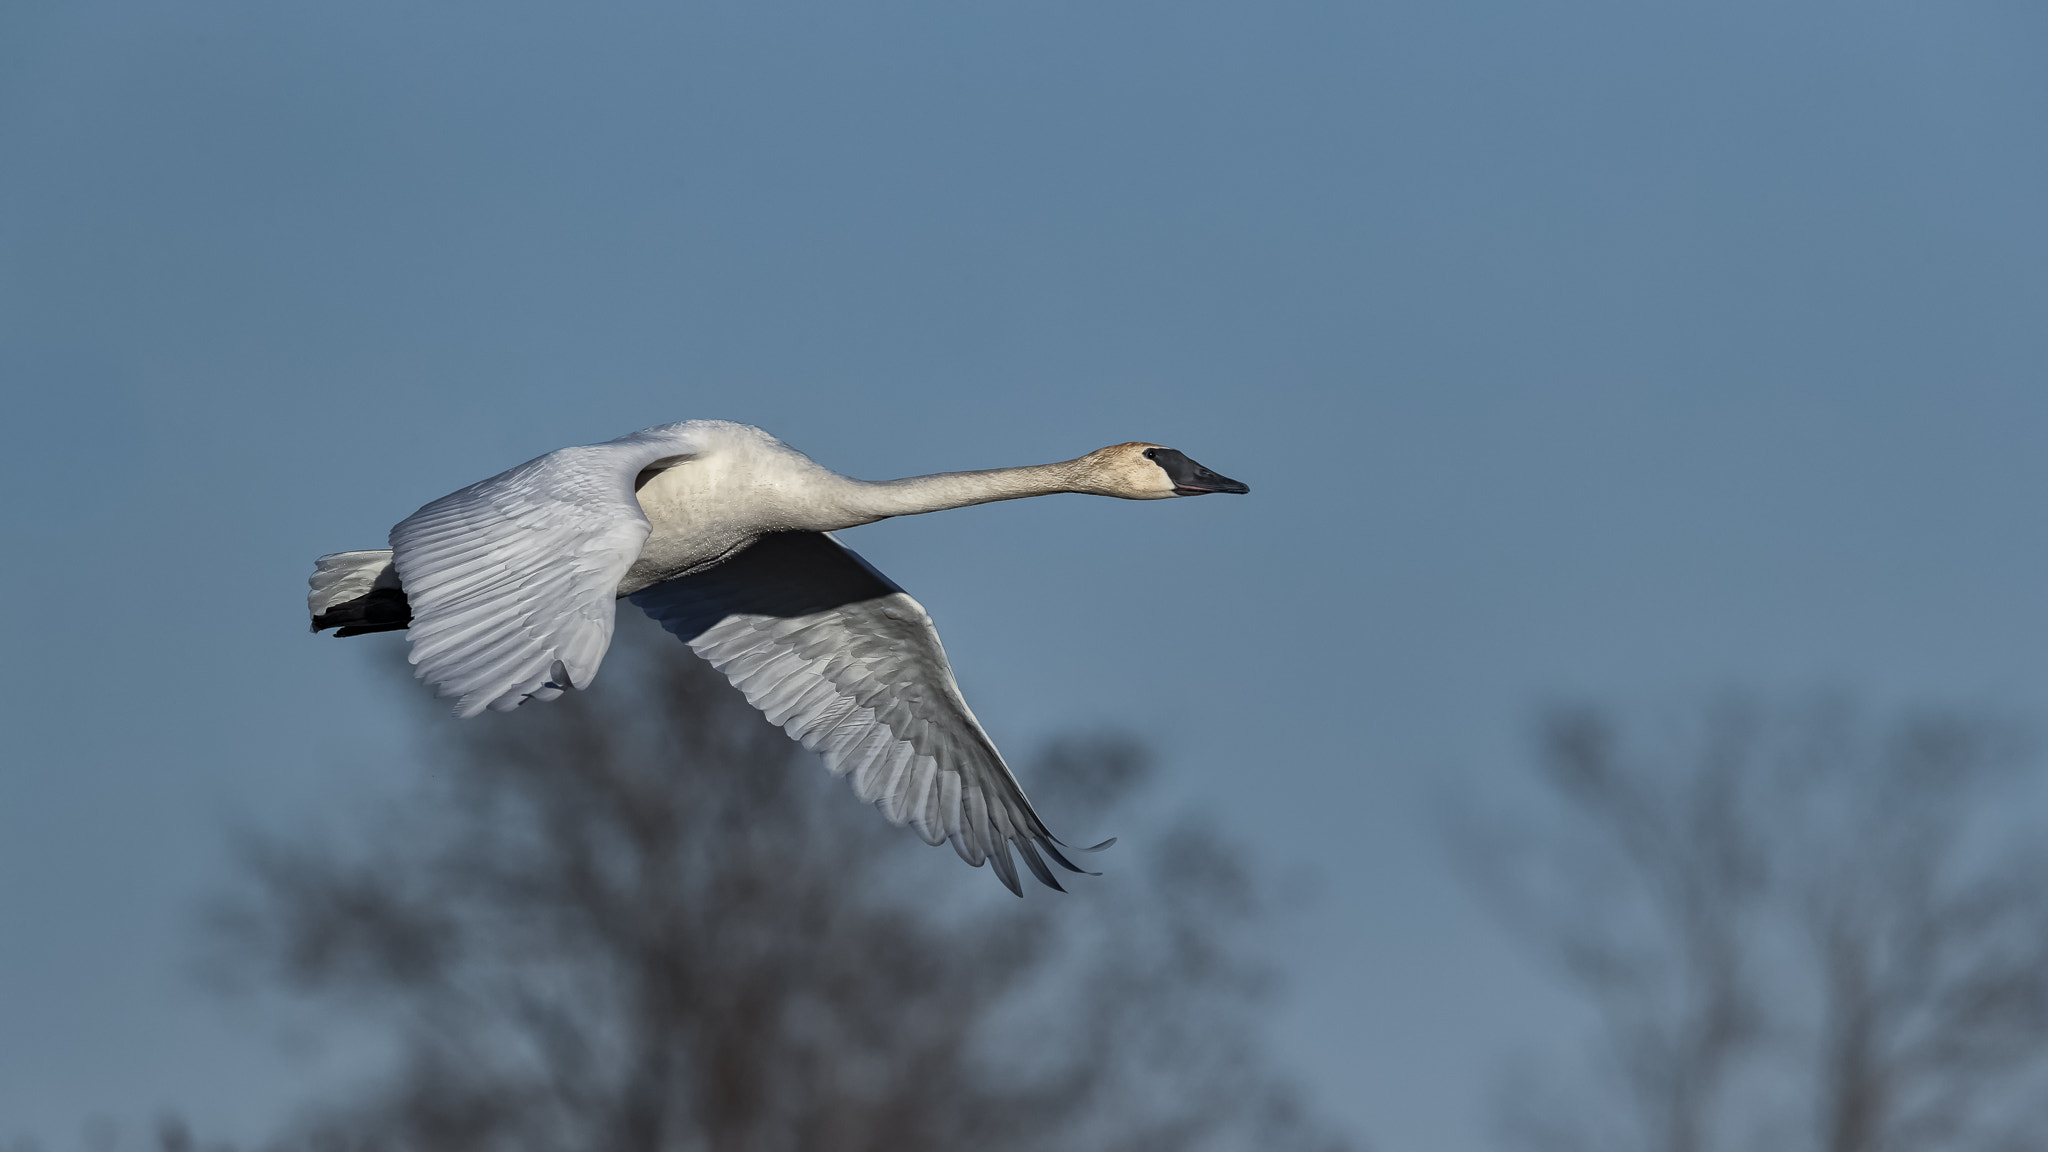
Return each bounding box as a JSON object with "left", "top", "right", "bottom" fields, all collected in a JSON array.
[
  {"left": 630, "top": 530, "right": 1097, "bottom": 893},
  {"left": 389, "top": 425, "right": 702, "bottom": 717}
]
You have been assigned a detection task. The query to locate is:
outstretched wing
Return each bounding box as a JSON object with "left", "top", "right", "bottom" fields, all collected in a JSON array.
[
  {"left": 630, "top": 531, "right": 1105, "bottom": 895},
  {"left": 390, "top": 425, "right": 701, "bottom": 718}
]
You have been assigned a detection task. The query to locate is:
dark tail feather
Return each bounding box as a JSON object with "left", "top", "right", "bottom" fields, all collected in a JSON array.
[{"left": 313, "top": 587, "right": 412, "bottom": 637}]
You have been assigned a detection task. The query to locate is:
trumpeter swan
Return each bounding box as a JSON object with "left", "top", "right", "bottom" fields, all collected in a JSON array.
[{"left": 308, "top": 421, "right": 1249, "bottom": 894}]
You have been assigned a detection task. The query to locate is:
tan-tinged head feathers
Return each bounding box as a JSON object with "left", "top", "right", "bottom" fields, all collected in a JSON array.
[{"left": 1069, "top": 442, "right": 1250, "bottom": 500}]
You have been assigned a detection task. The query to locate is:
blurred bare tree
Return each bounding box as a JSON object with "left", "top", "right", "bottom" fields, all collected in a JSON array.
[
  {"left": 1461, "top": 700, "right": 2048, "bottom": 1152},
  {"left": 194, "top": 616, "right": 1349, "bottom": 1152}
]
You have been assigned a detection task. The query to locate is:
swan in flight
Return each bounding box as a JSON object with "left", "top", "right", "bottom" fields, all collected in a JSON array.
[{"left": 307, "top": 421, "right": 1249, "bottom": 894}]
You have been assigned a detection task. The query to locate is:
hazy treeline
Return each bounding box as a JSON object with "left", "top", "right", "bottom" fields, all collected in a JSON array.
[
  {"left": 174, "top": 618, "right": 1350, "bottom": 1152},
  {"left": 1464, "top": 700, "right": 2048, "bottom": 1152},
  {"left": 72, "top": 621, "right": 2048, "bottom": 1152}
]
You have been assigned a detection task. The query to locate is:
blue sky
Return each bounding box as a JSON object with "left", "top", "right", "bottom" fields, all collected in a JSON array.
[{"left": 4, "top": 2, "right": 2047, "bottom": 1148}]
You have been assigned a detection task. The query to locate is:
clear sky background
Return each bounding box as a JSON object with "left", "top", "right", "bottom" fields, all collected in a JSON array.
[{"left": 4, "top": 2, "right": 2047, "bottom": 1149}]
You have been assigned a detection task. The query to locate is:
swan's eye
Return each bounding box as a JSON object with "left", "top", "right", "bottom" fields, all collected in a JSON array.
[{"left": 1142, "top": 448, "right": 1159, "bottom": 461}]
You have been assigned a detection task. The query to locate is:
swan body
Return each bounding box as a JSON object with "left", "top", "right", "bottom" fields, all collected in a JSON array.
[{"left": 309, "top": 420, "right": 1248, "bottom": 894}]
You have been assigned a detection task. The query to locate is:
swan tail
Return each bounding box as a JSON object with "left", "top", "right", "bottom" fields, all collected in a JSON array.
[{"left": 309, "top": 549, "right": 412, "bottom": 637}]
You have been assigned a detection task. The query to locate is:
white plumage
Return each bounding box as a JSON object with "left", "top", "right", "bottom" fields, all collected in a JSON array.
[{"left": 309, "top": 420, "right": 1249, "bottom": 894}]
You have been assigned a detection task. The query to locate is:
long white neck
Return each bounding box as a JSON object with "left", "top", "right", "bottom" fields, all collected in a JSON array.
[{"left": 820, "top": 459, "right": 1092, "bottom": 528}]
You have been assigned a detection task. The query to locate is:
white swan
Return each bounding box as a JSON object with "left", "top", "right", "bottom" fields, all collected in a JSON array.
[{"left": 307, "top": 421, "right": 1249, "bottom": 894}]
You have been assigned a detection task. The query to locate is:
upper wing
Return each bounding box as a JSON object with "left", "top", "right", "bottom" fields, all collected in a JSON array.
[
  {"left": 629, "top": 531, "right": 1105, "bottom": 895},
  {"left": 390, "top": 425, "right": 701, "bottom": 718}
]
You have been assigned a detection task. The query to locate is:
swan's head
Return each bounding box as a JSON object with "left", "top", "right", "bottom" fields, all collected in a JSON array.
[{"left": 1075, "top": 443, "right": 1251, "bottom": 500}]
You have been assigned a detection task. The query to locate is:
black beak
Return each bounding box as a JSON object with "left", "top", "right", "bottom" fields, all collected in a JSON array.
[{"left": 1149, "top": 448, "right": 1251, "bottom": 496}]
